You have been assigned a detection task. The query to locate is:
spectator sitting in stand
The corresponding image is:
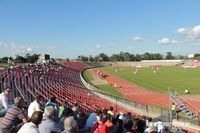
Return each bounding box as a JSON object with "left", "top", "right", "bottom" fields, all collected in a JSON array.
[
  {"left": 58, "top": 100, "right": 68, "bottom": 119},
  {"left": 105, "top": 113, "right": 114, "bottom": 133},
  {"left": 124, "top": 120, "right": 134, "bottom": 133},
  {"left": 92, "top": 114, "right": 108, "bottom": 133},
  {"left": 28, "top": 95, "right": 42, "bottom": 119},
  {"left": 0, "top": 87, "right": 11, "bottom": 117},
  {"left": 85, "top": 109, "right": 102, "bottom": 131},
  {"left": 116, "top": 119, "right": 124, "bottom": 133},
  {"left": 39, "top": 106, "right": 63, "bottom": 133},
  {"left": 59, "top": 108, "right": 74, "bottom": 128},
  {"left": 137, "top": 116, "right": 146, "bottom": 133},
  {"left": 107, "top": 106, "right": 114, "bottom": 116},
  {"left": 76, "top": 111, "right": 87, "bottom": 130},
  {"left": 61, "top": 116, "right": 79, "bottom": 133},
  {"left": 0, "top": 97, "right": 28, "bottom": 133},
  {"left": 45, "top": 96, "right": 59, "bottom": 118},
  {"left": 18, "top": 111, "right": 43, "bottom": 133}
]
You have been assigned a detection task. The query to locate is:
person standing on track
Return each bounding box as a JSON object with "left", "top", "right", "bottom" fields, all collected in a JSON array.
[{"left": 171, "top": 103, "right": 176, "bottom": 119}]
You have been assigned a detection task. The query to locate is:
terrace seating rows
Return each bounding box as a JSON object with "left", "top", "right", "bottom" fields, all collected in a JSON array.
[
  {"left": 183, "top": 61, "right": 200, "bottom": 68},
  {"left": 0, "top": 62, "right": 131, "bottom": 114}
]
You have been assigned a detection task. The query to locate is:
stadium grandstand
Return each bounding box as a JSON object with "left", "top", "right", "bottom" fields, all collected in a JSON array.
[
  {"left": 0, "top": 59, "right": 199, "bottom": 133},
  {"left": 182, "top": 61, "right": 200, "bottom": 68},
  {"left": 1, "top": 1, "right": 200, "bottom": 132}
]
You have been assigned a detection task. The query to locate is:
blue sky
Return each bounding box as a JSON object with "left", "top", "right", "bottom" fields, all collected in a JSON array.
[{"left": 0, "top": 0, "right": 200, "bottom": 58}]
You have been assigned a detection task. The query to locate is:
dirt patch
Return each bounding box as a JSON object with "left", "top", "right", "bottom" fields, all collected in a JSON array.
[{"left": 88, "top": 68, "right": 108, "bottom": 85}]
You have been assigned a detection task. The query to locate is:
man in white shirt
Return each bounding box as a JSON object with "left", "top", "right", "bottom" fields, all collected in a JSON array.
[
  {"left": 18, "top": 111, "right": 43, "bottom": 133},
  {"left": 0, "top": 87, "right": 11, "bottom": 117},
  {"left": 28, "top": 95, "right": 42, "bottom": 118}
]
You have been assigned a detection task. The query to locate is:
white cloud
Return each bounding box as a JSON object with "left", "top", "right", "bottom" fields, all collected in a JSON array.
[
  {"left": 158, "top": 38, "right": 179, "bottom": 45},
  {"left": 96, "top": 44, "right": 101, "bottom": 49},
  {"left": 158, "top": 38, "right": 170, "bottom": 44},
  {"left": 0, "top": 42, "right": 58, "bottom": 55},
  {"left": 132, "top": 36, "right": 143, "bottom": 41},
  {"left": 177, "top": 28, "right": 190, "bottom": 34},
  {"left": 27, "top": 47, "right": 33, "bottom": 52},
  {"left": 177, "top": 25, "right": 200, "bottom": 40}
]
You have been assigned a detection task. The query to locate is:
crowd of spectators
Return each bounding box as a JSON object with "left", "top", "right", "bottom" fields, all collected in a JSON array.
[{"left": 0, "top": 88, "right": 186, "bottom": 133}]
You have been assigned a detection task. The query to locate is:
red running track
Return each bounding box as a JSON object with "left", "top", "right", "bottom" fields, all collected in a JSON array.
[{"left": 99, "top": 69, "right": 200, "bottom": 112}]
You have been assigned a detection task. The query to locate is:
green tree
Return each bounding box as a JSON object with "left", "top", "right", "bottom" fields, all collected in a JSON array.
[
  {"left": 165, "top": 52, "right": 175, "bottom": 59},
  {"left": 77, "top": 55, "right": 89, "bottom": 62},
  {"left": 135, "top": 54, "right": 142, "bottom": 61},
  {"left": 15, "top": 55, "right": 26, "bottom": 63},
  {"left": 142, "top": 52, "right": 151, "bottom": 60},
  {"left": 110, "top": 54, "right": 120, "bottom": 61},
  {"left": 154, "top": 53, "right": 163, "bottom": 60},
  {"left": 119, "top": 51, "right": 125, "bottom": 61},
  {"left": 26, "top": 54, "right": 39, "bottom": 63},
  {"left": 129, "top": 54, "right": 136, "bottom": 61},
  {"left": 123, "top": 52, "right": 131, "bottom": 61},
  {"left": 66, "top": 58, "right": 70, "bottom": 62},
  {"left": 0, "top": 56, "right": 13, "bottom": 63},
  {"left": 98, "top": 53, "right": 109, "bottom": 61},
  {"left": 194, "top": 53, "right": 200, "bottom": 57},
  {"left": 88, "top": 55, "right": 94, "bottom": 62}
]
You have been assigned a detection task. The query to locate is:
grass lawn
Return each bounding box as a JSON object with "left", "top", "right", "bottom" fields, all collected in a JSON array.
[
  {"left": 95, "top": 84, "right": 124, "bottom": 98},
  {"left": 82, "top": 69, "right": 93, "bottom": 83},
  {"left": 103, "top": 66, "right": 200, "bottom": 94},
  {"left": 83, "top": 69, "right": 124, "bottom": 98},
  {"left": 0, "top": 63, "right": 8, "bottom": 68}
]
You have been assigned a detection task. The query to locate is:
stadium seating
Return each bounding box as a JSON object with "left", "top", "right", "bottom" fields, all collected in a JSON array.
[
  {"left": 0, "top": 62, "right": 130, "bottom": 113},
  {"left": 182, "top": 61, "right": 200, "bottom": 68}
]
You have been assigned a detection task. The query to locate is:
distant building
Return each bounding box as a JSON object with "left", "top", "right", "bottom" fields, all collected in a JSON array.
[
  {"left": 188, "top": 54, "right": 194, "bottom": 58},
  {"left": 37, "top": 54, "right": 50, "bottom": 64}
]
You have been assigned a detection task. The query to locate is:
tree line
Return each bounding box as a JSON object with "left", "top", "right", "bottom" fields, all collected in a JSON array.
[
  {"left": 77, "top": 52, "right": 193, "bottom": 62},
  {"left": 1, "top": 52, "right": 200, "bottom": 63},
  {"left": 0, "top": 54, "right": 39, "bottom": 63}
]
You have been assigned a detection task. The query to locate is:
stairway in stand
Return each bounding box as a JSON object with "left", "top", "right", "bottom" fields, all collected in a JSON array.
[{"left": 170, "top": 91, "right": 198, "bottom": 119}]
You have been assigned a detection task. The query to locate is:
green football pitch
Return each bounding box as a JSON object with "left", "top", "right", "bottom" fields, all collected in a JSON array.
[{"left": 103, "top": 66, "right": 200, "bottom": 94}]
